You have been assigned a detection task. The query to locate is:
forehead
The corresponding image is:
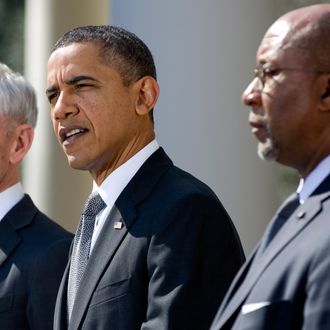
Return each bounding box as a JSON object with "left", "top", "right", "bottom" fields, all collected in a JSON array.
[
  {"left": 47, "top": 43, "right": 107, "bottom": 83},
  {"left": 257, "top": 20, "right": 292, "bottom": 63},
  {"left": 48, "top": 42, "right": 101, "bottom": 66}
]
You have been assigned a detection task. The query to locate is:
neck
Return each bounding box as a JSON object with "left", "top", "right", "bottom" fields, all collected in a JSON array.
[{"left": 91, "top": 133, "right": 155, "bottom": 185}]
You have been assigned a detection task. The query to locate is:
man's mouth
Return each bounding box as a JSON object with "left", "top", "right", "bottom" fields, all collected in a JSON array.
[
  {"left": 249, "top": 121, "right": 269, "bottom": 143},
  {"left": 59, "top": 127, "right": 88, "bottom": 143},
  {"left": 66, "top": 128, "right": 86, "bottom": 139}
]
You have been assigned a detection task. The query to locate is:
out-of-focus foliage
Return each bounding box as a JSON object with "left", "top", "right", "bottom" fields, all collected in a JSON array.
[{"left": 0, "top": 0, "right": 24, "bottom": 73}]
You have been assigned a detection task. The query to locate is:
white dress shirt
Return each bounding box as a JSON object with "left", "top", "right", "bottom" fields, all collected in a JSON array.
[
  {"left": 0, "top": 182, "right": 24, "bottom": 222},
  {"left": 90, "top": 140, "right": 159, "bottom": 251},
  {"left": 296, "top": 154, "right": 330, "bottom": 203}
]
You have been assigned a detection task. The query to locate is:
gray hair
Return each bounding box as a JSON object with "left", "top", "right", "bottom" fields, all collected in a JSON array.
[{"left": 0, "top": 63, "right": 37, "bottom": 127}]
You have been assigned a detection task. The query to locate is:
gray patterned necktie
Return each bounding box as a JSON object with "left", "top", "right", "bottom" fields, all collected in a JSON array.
[{"left": 67, "top": 191, "right": 106, "bottom": 321}]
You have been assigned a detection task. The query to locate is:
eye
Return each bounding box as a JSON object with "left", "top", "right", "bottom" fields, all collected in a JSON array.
[
  {"left": 47, "top": 92, "right": 58, "bottom": 105},
  {"left": 75, "top": 82, "right": 93, "bottom": 90},
  {"left": 263, "top": 67, "right": 281, "bottom": 78},
  {"left": 76, "top": 83, "right": 87, "bottom": 88}
]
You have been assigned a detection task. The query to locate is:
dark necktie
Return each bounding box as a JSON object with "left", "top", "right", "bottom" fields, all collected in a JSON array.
[
  {"left": 67, "top": 191, "right": 106, "bottom": 321},
  {"left": 220, "top": 194, "right": 301, "bottom": 330},
  {"left": 257, "top": 193, "right": 300, "bottom": 255}
]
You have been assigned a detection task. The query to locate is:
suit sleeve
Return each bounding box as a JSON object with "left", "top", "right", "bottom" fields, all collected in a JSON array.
[{"left": 141, "top": 193, "right": 244, "bottom": 330}]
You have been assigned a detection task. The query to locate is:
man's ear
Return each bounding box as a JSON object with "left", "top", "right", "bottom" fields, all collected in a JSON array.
[
  {"left": 9, "top": 124, "right": 34, "bottom": 165},
  {"left": 135, "top": 76, "right": 160, "bottom": 116},
  {"left": 319, "top": 74, "right": 330, "bottom": 112}
]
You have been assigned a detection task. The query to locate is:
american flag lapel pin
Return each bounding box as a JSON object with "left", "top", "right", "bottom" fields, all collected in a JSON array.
[{"left": 114, "top": 221, "right": 124, "bottom": 229}]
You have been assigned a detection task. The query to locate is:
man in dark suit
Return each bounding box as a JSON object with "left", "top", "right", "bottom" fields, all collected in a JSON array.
[
  {"left": 46, "top": 25, "right": 245, "bottom": 330},
  {"left": 210, "top": 4, "right": 330, "bottom": 330},
  {"left": 0, "top": 63, "right": 73, "bottom": 329}
]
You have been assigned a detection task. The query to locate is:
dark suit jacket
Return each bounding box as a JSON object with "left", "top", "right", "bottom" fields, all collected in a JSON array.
[
  {"left": 0, "top": 194, "right": 73, "bottom": 330},
  {"left": 210, "top": 174, "right": 330, "bottom": 330},
  {"left": 54, "top": 148, "right": 244, "bottom": 330}
]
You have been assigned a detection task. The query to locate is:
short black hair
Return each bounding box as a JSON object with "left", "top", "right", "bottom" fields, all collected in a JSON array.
[
  {"left": 53, "top": 25, "right": 157, "bottom": 86},
  {"left": 53, "top": 25, "right": 157, "bottom": 121}
]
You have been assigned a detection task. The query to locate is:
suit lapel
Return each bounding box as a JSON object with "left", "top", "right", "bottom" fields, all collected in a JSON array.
[
  {"left": 67, "top": 148, "right": 173, "bottom": 330},
  {"left": 69, "top": 205, "right": 130, "bottom": 330},
  {"left": 0, "top": 221, "right": 21, "bottom": 267},
  {"left": 0, "top": 195, "right": 36, "bottom": 267},
  {"left": 217, "top": 192, "right": 330, "bottom": 329},
  {"left": 260, "top": 193, "right": 325, "bottom": 265}
]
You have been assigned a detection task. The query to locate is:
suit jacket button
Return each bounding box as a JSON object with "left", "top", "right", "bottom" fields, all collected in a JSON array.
[{"left": 296, "top": 211, "right": 306, "bottom": 219}]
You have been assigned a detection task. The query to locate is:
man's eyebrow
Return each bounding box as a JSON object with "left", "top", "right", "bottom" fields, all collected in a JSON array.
[
  {"left": 45, "top": 75, "right": 99, "bottom": 95},
  {"left": 65, "top": 75, "right": 99, "bottom": 85},
  {"left": 45, "top": 85, "right": 58, "bottom": 95}
]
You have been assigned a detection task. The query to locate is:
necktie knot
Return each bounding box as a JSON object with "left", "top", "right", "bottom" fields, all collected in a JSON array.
[{"left": 82, "top": 191, "right": 106, "bottom": 217}]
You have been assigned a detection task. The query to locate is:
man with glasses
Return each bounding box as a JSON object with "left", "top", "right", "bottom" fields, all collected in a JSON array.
[{"left": 210, "top": 4, "right": 330, "bottom": 329}]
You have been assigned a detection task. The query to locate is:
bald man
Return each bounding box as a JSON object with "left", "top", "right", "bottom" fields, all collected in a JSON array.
[{"left": 211, "top": 4, "right": 330, "bottom": 329}]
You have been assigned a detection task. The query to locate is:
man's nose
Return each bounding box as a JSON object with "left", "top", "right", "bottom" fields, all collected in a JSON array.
[
  {"left": 52, "top": 92, "right": 78, "bottom": 121},
  {"left": 241, "top": 78, "right": 262, "bottom": 107}
]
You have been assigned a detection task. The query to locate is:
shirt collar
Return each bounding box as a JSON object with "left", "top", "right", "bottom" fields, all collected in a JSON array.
[
  {"left": 93, "top": 140, "right": 159, "bottom": 207},
  {"left": 297, "top": 154, "right": 330, "bottom": 203},
  {"left": 0, "top": 182, "right": 25, "bottom": 222}
]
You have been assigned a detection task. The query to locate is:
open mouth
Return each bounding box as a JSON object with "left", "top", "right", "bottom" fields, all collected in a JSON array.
[
  {"left": 66, "top": 128, "right": 86, "bottom": 139},
  {"left": 60, "top": 127, "right": 88, "bottom": 143},
  {"left": 249, "top": 122, "right": 268, "bottom": 143}
]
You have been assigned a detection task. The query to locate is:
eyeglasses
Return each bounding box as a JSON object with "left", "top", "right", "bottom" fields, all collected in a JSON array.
[{"left": 253, "top": 64, "right": 327, "bottom": 89}]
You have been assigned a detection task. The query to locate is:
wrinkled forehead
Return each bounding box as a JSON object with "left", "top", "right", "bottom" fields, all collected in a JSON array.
[
  {"left": 47, "top": 43, "right": 103, "bottom": 83},
  {"left": 48, "top": 43, "right": 100, "bottom": 67},
  {"left": 257, "top": 19, "right": 291, "bottom": 62}
]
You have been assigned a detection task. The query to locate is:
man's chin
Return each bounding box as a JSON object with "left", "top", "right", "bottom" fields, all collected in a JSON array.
[
  {"left": 257, "top": 140, "right": 279, "bottom": 162},
  {"left": 66, "top": 155, "right": 87, "bottom": 171}
]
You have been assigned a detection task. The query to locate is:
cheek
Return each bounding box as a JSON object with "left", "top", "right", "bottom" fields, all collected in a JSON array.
[
  {"left": 82, "top": 94, "right": 98, "bottom": 113},
  {"left": 0, "top": 145, "right": 10, "bottom": 169},
  {"left": 79, "top": 95, "right": 105, "bottom": 125},
  {"left": 51, "top": 117, "right": 59, "bottom": 135},
  {"left": 263, "top": 86, "right": 289, "bottom": 118}
]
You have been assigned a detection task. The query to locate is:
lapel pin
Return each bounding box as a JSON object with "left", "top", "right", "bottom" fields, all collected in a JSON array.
[
  {"left": 296, "top": 211, "right": 306, "bottom": 219},
  {"left": 114, "top": 221, "right": 124, "bottom": 229}
]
